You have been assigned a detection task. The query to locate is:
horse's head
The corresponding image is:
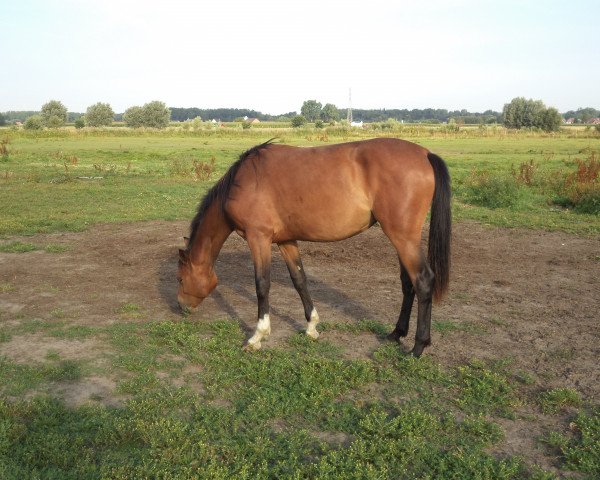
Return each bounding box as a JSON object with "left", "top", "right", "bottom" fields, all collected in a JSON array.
[{"left": 176, "top": 248, "right": 218, "bottom": 313}]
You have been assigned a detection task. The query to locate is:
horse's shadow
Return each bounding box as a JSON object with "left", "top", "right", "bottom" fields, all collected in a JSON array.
[{"left": 157, "top": 244, "right": 379, "bottom": 336}]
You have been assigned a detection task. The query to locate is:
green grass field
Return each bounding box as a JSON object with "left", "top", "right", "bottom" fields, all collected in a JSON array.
[
  {"left": 1, "top": 127, "right": 599, "bottom": 236},
  {"left": 0, "top": 126, "right": 599, "bottom": 478}
]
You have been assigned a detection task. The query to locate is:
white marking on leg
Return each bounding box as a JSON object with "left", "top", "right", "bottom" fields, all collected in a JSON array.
[
  {"left": 306, "top": 308, "right": 320, "bottom": 339},
  {"left": 247, "top": 314, "right": 271, "bottom": 349}
]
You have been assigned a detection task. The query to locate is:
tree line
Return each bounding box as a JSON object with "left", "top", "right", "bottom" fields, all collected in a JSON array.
[{"left": 2, "top": 98, "right": 596, "bottom": 132}]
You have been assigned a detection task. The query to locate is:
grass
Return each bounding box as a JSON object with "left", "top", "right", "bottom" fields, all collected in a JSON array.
[
  {"left": 539, "top": 388, "right": 582, "bottom": 414},
  {"left": 0, "top": 317, "right": 596, "bottom": 477},
  {"left": 0, "top": 241, "right": 71, "bottom": 253},
  {"left": 0, "top": 318, "right": 573, "bottom": 479},
  {"left": 0, "top": 128, "right": 598, "bottom": 236}
]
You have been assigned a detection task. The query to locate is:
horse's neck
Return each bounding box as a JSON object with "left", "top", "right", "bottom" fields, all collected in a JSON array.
[{"left": 189, "top": 204, "right": 232, "bottom": 267}]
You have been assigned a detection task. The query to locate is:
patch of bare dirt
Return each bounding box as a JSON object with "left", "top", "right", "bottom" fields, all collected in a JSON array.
[
  {"left": 1, "top": 220, "right": 599, "bottom": 470},
  {"left": 0, "top": 333, "right": 105, "bottom": 364}
]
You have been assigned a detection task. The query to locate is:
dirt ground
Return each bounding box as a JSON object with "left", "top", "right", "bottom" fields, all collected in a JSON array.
[{"left": 1, "top": 220, "right": 599, "bottom": 469}]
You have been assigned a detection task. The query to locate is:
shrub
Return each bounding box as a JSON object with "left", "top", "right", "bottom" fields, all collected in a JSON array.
[
  {"left": 315, "top": 120, "right": 324, "bottom": 129},
  {"left": 291, "top": 115, "right": 307, "bottom": 128},
  {"left": 85, "top": 102, "right": 114, "bottom": 127},
  {"left": 461, "top": 169, "right": 521, "bottom": 209},
  {"left": 41, "top": 100, "right": 67, "bottom": 127},
  {"left": 0, "top": 137, "right": 10, "bottom": 160},
  {"left": 512, "top": 159, "right": 538, "bottom": 186},
  {"left": 553, "top": 151, "right": 600, "bottom": 214},
  {"left": 24, "top": 115, "right": 44, "bottom": 130},
  {"left": 74, "top": 118, "right": 85, "bottom": 129}
]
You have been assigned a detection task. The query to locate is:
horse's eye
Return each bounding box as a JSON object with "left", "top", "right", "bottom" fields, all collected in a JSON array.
[{"left": 177, "top": 278, "right": 183, "bottom": 284}]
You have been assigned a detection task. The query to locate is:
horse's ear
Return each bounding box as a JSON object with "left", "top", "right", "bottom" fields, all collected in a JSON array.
[
  {"left": 183, "top": 237, "right": 190, "bottom": 248},
  {"left": 178, "top": 249, "right": 188, "bottom": 262}
]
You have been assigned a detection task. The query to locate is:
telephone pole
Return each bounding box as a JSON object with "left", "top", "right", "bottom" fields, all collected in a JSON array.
[{"left": 346, "top": 88, "right": 352, "bottom": 124}]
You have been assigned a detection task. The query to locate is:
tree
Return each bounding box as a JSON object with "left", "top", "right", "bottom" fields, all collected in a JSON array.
[
  {"left": 301, "top": 100, "right": 322, "bottom": 122},
  {"left": 40, "top": 100, "right": 67, "bottom": 127},
  {"left": 24, "top": 115, "right": 44, "bottom": 130},
  {"left": 502, "top": 97, "right": 561, "bottom": 132},
  {"left": 537, "top": 107, "right": 562, "bottom": 132},
  {"left": 141, "top": 101, "right": 171, "bottom": 128},
  {"left": 123, "top": 106, "right": 144, "bottom": 128},
  {"left": 85, "top": 102, "right": 114, "bottom": 127},
  {"left": 291, "top": 115, "right": 307, "bottom": 128},
  {"left": 124, "top": 101, "right": 170, "bottom": 128},
  {"left": 321, "top": 103, "right": 340, "bottom": 122},
  {"left": 0, "top": 113, "right": 6, "bottom": 126}
]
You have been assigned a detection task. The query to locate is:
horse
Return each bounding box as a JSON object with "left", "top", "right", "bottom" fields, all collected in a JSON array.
[{"left": 177, "top": 138, "right": 451, "bottom": 357}]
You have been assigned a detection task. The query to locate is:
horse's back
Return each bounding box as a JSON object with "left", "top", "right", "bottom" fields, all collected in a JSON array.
[{"left": 225, "top": 138, "right": 434, "bottom": 242}]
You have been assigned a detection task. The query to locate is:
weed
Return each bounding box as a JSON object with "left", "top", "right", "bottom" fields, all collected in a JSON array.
[
  {"left": 117, "top": 303, "right": 142, "bottom": 318},
  {"left": 193, "top": 156, "right": 216, "bottom": 181},
  {"left": 539, "top": 388, "right": 582, "bottom": 414},
  {"left": 457, "top": 360, "right": 517, "bottom": 415},
  {"left": 460, "top": 169, "right": 522, "bottom": 209},
  {"left": 553, "top": 150, "right": 600, "bottom": 214},
  {"left": 50, "top": 308, "right": 66, "bottom": 319},
  {"left": 0, "top": 136, "right": 10, "bottom": 160},
  {"left": 319, "top": 319, "right": 390, "bottom": 336},
  {"left": 512, "top": 158, "right": 538, "bottom": 185},
  {"left": 433, "top": 319, "right": 486, "bottom": 336},
  {"left": 545, "top": 409, "right": 600, "bottom": 475},
  {"left": 44, "top": 243, "right": 71, "bottom": 253},
  {"left": 0, "top": 329, "right": 12, "bottom": 343},
  {"left": 0, "top": 241, "right": 39, "bottom": 253}
]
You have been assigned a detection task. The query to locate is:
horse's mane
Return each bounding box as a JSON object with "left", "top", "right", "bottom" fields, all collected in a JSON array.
[{"left": 186, "top": 139, "right": 276, "bottom": 251}]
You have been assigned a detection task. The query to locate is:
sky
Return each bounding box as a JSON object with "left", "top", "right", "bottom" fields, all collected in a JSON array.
[{"left": 1, "top": 0, "right": 599, "bottom": 114}]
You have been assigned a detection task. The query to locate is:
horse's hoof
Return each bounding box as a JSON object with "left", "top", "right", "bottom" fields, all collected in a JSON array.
[
  {"left": 386, "top": 332, "right": 401, "bottom": 342},
  {"left": 306, "top": 329, "right": 320, "bottom": 339},
  {"left": 243, "top": 341, "right": 261, "bottom": 352}
]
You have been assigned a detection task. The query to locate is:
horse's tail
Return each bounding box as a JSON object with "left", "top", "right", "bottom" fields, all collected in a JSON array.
[{"left": 427, "top": 152, "right": 452, "bottom": 301}]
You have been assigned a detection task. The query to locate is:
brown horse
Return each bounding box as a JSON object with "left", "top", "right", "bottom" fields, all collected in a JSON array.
[{"left": 177, "top": 138, "right": 451, "bottom": 356}]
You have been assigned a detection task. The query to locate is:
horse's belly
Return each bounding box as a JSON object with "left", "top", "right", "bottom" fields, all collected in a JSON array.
[{"left": 273, "top": 205, "right": 373, "bottom": 242}]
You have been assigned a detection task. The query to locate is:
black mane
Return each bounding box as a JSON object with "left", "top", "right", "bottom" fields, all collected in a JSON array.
[{"left": 186, "top": 139, "right": 276, "bottom": 251}]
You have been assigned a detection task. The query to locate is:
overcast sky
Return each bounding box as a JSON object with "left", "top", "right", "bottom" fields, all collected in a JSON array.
[{"left": 2, "top": 0, "right": 598, "bottom": 114}]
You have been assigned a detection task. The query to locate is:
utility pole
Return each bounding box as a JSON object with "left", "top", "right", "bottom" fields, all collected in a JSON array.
[{"left": 346, "top": 88, "right": 352, "bottom": 124}]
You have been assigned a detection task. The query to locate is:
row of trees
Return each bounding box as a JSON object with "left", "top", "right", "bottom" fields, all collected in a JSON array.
[
  {"left": 5, "top": 98, "right": 586, "bottom": 132},
  {"left": 20, "top": 100, "right": 171, "bottom": 129}
]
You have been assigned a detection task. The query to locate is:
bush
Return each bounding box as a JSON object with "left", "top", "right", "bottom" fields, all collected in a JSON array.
[
  {"left": 461, "top": 170, "right": 522, "bottom": 209},
  {"left": 502, "top": 97, "right": 562, "bottom": 132},
  {"left": 85, "top": 102, "right": 114, "bottom": 127},
  {"left": 123, "top": 101, "right": 170, "bottom": 129},
  {"left": 553, "top": 151, "right": 600, "bottom": 214},
  {"left": 291, "top": 115, "right": 307, "bottom": 128},
  {"left": 41, "top": 100, "right": 67, "bottom": 127},
  {"left": 24, "top": 115, "right": 44, "bottom": 130},
  {"left": 74, "top": 118, "right": 85, "bottom": 129},
  {"left": 315, "top": 120, "right": 324, "bottom": 129}
]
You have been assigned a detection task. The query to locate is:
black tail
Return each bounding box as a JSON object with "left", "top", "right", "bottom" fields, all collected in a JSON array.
[{"left": 427, "top": 152, "right": 451, "bottom": 301}]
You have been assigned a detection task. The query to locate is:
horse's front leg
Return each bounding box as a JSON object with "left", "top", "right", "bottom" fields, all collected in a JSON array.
[
  {"left": 244, "top": 232, "right": 273, "bottom": 351},
  {"left": 278, "top": 241, "right": 320, "bottom": 339}
]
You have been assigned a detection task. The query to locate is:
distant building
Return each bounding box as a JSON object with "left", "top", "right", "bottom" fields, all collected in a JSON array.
[
  {"left": 564, "top": 118, "right": 575, "bottom": 124},
  {"left": 350, "top": 121, "right": 364, "bottom": 128},
  {"left": 588, "top": 118, "right": 600, "bottom": 125},
  {"left": 243, "top": 116, "right": 260, "bottom": 124}
]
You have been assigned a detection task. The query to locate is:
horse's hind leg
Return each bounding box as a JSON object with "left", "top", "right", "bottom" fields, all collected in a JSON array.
[
  {"left": 384, "top": 234, "right": 434, "bottom": 357},
  {"left": 278, "top": 241, "right": 320, "bottom": 339},
  {"left": 387, "top": 261, "right": 415, "bottom": 341}
]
